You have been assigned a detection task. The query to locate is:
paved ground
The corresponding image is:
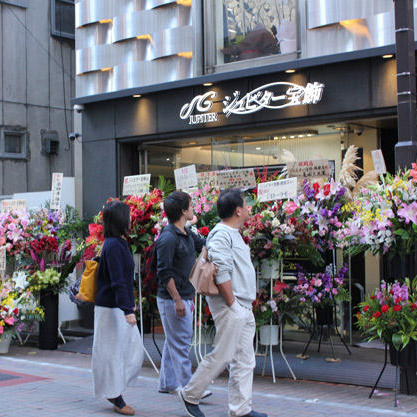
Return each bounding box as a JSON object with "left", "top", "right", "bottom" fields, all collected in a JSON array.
[{"left": 1, "top": 345, "right": 417, "bottom": 417}]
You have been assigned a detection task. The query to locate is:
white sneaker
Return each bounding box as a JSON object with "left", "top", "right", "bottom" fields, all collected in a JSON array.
[{"left": 201, "top": 390, "right": 212, "bottom": 399}]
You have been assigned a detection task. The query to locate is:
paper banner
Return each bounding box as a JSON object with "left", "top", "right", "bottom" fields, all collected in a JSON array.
[
  {"left": 215, "top": 168, "right": 256, "bottom": 189},
  {"left": 1, "top": 199, "right": 27, "bottom": 212},
  {"left": 371, "top": 150, "right": 387, "bottom": 174},
  {"left": 50, "top": 172, "right": 64, "bottom": 210},
  {"left": 197, "top": 171, "right": 217, "bottom": 188},
  {"left": 123, "top": 174, "right": 151, "bottom": 196},
  {"left": 257, "top": 177, "right": 298, "bottom": 202},
  {"left": 287, "top": 159, "right": 330, "bottom": 180},
  {"left": 174, "top": 164, "right": 198, "bottom": 190},
  {"left": 0, "top": 247, "right": 6, "bottom": 279}
]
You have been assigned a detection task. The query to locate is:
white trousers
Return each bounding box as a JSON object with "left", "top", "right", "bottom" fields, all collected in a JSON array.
[{"left": 183, "top": 296, "right": 256, "bottom": 416}]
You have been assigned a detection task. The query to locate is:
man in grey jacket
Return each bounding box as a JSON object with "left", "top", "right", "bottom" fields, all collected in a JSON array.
[{"left": 179, "top": 189, "right": 268, "bottom": 417}]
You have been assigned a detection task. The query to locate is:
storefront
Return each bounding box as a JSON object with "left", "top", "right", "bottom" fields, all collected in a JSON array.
[{"left": 80, "top": 53, "right": 398, "bottom": 297}]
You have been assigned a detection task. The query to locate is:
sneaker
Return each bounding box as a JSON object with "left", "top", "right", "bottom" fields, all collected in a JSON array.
[
  {"left": 113, "top": 404, "right": 135, "bottom": 416},
  {"left": 159, "top": 386, "right": 182, "bottom": 395},
  {"left": 178, "top": 390, "right": 206, "bottom": 417},
  {"left": 241, "top": 411, "right": 268, "bottom": 417}
]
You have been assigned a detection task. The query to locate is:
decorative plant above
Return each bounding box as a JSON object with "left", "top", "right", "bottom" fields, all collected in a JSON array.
[{"left": 357, "top": 278, "right": 417, "bottom": 351}]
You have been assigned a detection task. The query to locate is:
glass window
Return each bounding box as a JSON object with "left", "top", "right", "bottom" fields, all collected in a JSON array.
[
  {"left": 214, "top": 0, "right": 297, "bottom": 65},
  {"left": 4, "top": 134, "right": 22, "bottom": 154},
  {"left": 1, "top": 130, "right": 27, "bottom": 159}
]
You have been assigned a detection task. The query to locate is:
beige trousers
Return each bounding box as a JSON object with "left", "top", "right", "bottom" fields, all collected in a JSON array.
[{"left": 183, "top": 296, "right": 256, "bottom": 416}]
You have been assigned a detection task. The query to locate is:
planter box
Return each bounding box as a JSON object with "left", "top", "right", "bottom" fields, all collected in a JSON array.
[
  {"left": 0, "top": 333, "right": 12, "bottom": 354},
  {"left": 390, "top": 341, "right": 417, "bottom": 368}
]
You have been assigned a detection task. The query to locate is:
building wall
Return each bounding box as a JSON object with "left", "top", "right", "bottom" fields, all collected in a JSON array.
[{"left": 0, "top": 2, "right": 75, "bottom": 196}]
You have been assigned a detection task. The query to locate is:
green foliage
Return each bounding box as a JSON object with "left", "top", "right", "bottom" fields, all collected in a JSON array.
[{"left": 157, "top": 175, "right": 175, "bottom": 196}]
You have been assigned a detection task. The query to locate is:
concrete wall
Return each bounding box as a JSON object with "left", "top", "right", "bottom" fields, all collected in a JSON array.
[{"left": 0, "top": 2, "right": 75, "bottom": 196}]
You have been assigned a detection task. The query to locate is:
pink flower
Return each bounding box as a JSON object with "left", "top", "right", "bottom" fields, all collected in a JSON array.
[
  {"left": 284, "top": 201, "right": 299, "bottom": 215},
  {"left": 4, "top": 317, "right": 14, "bottom": 325},
  {"left": 0, "top": 326, "right": 3, "bottom": 334},
  {"left": 397, "top": 202, "right": 417, "bottom": 225}
]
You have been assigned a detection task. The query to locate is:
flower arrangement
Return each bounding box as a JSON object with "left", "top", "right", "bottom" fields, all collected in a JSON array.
[
  {"left": 357, "top": 278, "right": 417, "bottom": 350},
  {"left": 293, "top": 264, "right": 349, "bottom": 307},
  {"left": 339, "top": 169, "right": 417, "bottom": 258}
]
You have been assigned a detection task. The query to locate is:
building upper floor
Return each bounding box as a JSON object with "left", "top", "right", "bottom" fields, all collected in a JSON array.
[{"left": 74, "top": 0, "right": 416, "bottom": 100}]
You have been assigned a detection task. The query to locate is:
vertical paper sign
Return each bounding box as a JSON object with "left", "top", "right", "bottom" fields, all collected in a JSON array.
[
  {"left": 0, "top": 247, "right": 6, "bottom": 280},
  {"left": 123, "top": 174, "right": 151, "bottom": 196},
  {"left": 371, "top": 150, "right": 387, "bottom": 174},
  {"left": 1, "top": 199, "right": 27, "bottom": 212},
  {"left": 287, "top": 159, "right": 330, "bottom": 179},
  {"left": 50, "top": 172, "right": 64, "bottom": 210},
  {"left": 174, "top": 164, "right": 198, "bottom": 190},
  {"left": 215, "top": 168, "right": 256, "bottom": 189},
  {"left": 257, "top": 177, "right": 298, "bottom": 203}
]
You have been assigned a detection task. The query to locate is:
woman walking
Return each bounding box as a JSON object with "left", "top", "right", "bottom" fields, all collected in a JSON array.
[{"left": 92, "top": 201, "right": 143, "bottom": 416}]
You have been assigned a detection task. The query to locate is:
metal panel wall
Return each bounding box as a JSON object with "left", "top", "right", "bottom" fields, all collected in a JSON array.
[{"left": 75, "top": 0, "right": 194, "bottom": 97}]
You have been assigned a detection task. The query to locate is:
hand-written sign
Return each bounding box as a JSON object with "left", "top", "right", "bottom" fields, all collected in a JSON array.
[
  {"left": 215, "top": 168, "right": 256, "bottom": 189},
  {"left": 288, "top": 159, "right": 330, "bottom": 180},
  {"left": 371, "top": 150, "right": 387, "bottom": 175},
  {"left": 1, "top": 199, "right": 27, "bottom": 212},
  {"left": 0, "top": 247, "right": 6, "bottom": 278},
  {"left": 174, "top": 164, "right": 198, "bottom": 190},
  {"left": 50, "top": 172, "right": 63, "bottom": 210},
  {"left": 197, "top": 171, "right": 217, "bottom": 188},
  {"left": 123, "top": 174, "right": 151, "bottom": 196},
  {"left": 257, "top": 177, "right": 298, "bottom": 203}
]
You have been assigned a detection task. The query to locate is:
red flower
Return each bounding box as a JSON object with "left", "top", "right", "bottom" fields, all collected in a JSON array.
[
  {"left": 199, "top": 227, "right": 210, "bottom": 236},
  {"left": 370, "top": 295, "right": 376, "bottom": 300},
  {"left": 289, "top": 217, "right": 297, "bottom": 225},
  {"left": 411, "top": 303, "right": 417, "bottom": 310},
  {"left": 312, "top": 182, "right": 320, "bottom": 194},
  {"left": 363, "top": 305, "right": 370, "bottom": 312},
  {"left": 323, "top": 184, "right": 331, "bottom": 196},
  {"left": 381, "top": 304, "right": 389, "bottom": 313},
  {"left": 372, "top": 311, "right": 381, "bottom": 318},
  {"left": 273, "top": 280, "right": 288, "bottom": 294},
  {"left": 393, "top": 305, "right": 402, "bottom": 312}
]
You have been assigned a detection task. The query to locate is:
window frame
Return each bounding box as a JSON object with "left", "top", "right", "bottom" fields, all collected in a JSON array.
[
  {"left": 51, "top": 0, "right": 75, "bottom": 41},
  {"left": 1, "top": 129, "right": 28, "bottom": 160},
  {"left": 203, "top": 0, "right": 301, "bottom": 74}
]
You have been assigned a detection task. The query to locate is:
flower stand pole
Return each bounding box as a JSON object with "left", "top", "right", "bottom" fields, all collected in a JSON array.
[
  {"left": 134, "top": 255, "right": 159, "bottom": 375},
  {"left": 39, "top": 291, "right": 59, "bottom": 350}
]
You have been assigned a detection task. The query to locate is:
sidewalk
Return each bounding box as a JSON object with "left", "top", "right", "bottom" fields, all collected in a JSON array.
[{"left": 1, "top": 345, "right": 417, "bottom": 417}]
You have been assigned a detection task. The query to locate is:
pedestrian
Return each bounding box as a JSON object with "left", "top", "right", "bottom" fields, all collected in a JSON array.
[
  {"left": 92, "top": 201, "right": 143, "bottom": 416},
  {"left": 156, "top": 191, "right": 211, "bottom": 398},
  {"left": 179, "top": 189, "right": 268, "bottom": 417}
]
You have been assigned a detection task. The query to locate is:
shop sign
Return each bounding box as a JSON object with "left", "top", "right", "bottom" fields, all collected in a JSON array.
[
  {"left": 257, "top": 177, "right": 298, "bottom": 203},
  {"left": 287, "top": 160, "right": 330, "bottom": 180},
  {"left": 1, "top": 199, "right": 27, "bottom": 212},
  {"left": 123, "top": 174, "right": 151, "bottom": 196},
  {"left": 371, "top": 150, "right": 387, "bottom": 174},
  {"left": 180, "top": 82, "right": 324, "bottom": 125},
  {"left": 174, "top": 164, "right": 198, "bottom": 190},
  {"left": 50, "top": 172, "right": 63, "bottom": 210},
  {"left": 215, "top": 168, "right": 256, "bottom": 189}
]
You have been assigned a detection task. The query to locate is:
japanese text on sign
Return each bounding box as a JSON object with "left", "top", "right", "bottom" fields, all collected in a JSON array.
[
  {"left": 50, "top": 172, "right": 63, "bottom": 210},
  {"left": 0, "top": 247, "right": 6, "bottom": 276},
  {"left": 174, "top": 165, "right": 198, "bottom": 190},
  {"left": 1, "top": 199, "right": 27, "bottom": 212},
  {"left": 371, "top": 150, "right": 387, "bottom": 174},
  {"left": 123, "top": 174, "right": 151, "bottom": 196},
  {"left": 287, "top": 159, "right": 330, "bottom": 179},
  {"left": 257, "top": 177, "right": 298, "bottom": 203},
  {"left": 197, "top": 171, "right": 217, "bottom": 188},
  {"left": 215, "top": 168, "right": 256, "bottom": 189}
]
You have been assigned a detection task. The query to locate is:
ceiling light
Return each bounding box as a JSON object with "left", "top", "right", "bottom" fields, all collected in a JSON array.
[
  {"left": 133, "top": 94, "right": 142, "bottom": 98},
  {"left": 282, "top": 136, "right": 287, "bottom": 139},
  {"left": 273, "top": 136, "right": 279, "bottom": 140},
  {"left": 290, "top": 135, "right": 295, "bottom": 139},
  {"left": 203, "top": 82, "right": 213, "bottom": 87},
  {"left": 166, "top": 158, "right": 170, "bottom": 161},
  {"left": 285, "top": 69, "right": 296, "bottom": 73},
  {"left": 382, "top": 54, "right": 394, "bottom": 59},
  {"left": 255, "top": 146, "right": 262, "bottom": 150},
  {"left": 298, "top": 134, "right": 304, "bottom": 138}
]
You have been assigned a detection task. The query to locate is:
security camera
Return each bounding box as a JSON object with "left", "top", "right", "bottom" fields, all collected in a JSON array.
[
  {"left": 69, "top": 132, "right": 80, "bottom": 141},
  {"left": 73, "top": 104, "right": 84, "bottom": 113},
  {"left": 354, "top": 127, "right": 364, "bottom": 136}
]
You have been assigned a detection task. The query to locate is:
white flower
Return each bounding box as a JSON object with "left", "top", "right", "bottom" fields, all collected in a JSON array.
[
  {"left": 271, "top": 218, "right": 280, "bottom": 228},
  {"left": 12, "top": 271, "right": 28, "bottom": 290}
]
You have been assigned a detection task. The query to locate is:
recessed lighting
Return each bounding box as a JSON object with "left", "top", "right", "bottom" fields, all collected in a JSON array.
[
  {"left": 273, "top": 136, "right": 279, "bottom": 140},
  {"left": 203, "top": 82, "right": 213, "bottom": 87},
  {"left": 307, "top": 133, "right": 313, "bottom": 137},
  {"left": 133, "top": 94, "right": 142, "bottom": 98},
  {"left": 290, "top": 135, "right": 295, "bottom": 139},
  {"left": 255, "top": 146, "right": 262, "bottom": 151},
  {"left": 166, "top": 158, "right": 170, "bottom": 161},
  {"left": 282, "top": 136, "right": 287, "bottom": 139},
  {"left": 298, "top": 134, "right": 304, "bottom": 138},
  {"left": 382, "top": 54, "right": 394, "bottom": 59},
  {"left": 285, "top": 69, "right": 296, "bottom": 73}
]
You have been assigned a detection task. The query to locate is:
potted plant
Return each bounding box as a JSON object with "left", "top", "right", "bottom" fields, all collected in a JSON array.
[{"left": 357, "top": 278, "right": 417, "bottom": 367}]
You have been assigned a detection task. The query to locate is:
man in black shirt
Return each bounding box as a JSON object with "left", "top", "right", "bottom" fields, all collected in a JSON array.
[{"left": 156, "top": 191, "right": 209, "bottom": 397}]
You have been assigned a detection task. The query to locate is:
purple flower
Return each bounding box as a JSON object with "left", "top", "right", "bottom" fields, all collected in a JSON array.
[{"left": 397, "top": 202, "right": 417, "bottom": 225}]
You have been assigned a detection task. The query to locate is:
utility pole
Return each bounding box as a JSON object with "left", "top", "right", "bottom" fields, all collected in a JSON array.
[
  {"left": 394, "top": 0, "right": 417, "bottom": 169},
  {"left": 393, "top": 0, "right": 417, "bottom": 395}
]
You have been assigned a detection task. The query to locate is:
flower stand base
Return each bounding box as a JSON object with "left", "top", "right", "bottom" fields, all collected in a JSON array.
[
  {"left": 39, "top": 291, "right": 59, "bottom": 350},
  {"left": 0, "top": 333, "right": 12, "bottom": 354}
]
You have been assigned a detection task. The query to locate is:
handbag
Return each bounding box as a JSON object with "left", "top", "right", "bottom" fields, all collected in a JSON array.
[
  {"left": 76, "top": 250, "right": 101, "bottom": 303},
  {"left": 189, "top": 246, "right": 219, "bottom": 296}
]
